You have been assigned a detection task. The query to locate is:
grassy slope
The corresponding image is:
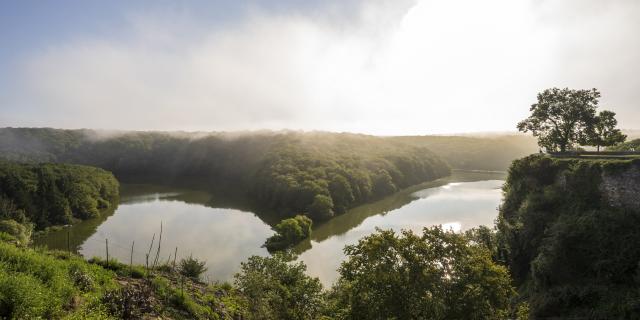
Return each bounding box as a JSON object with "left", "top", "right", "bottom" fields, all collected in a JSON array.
[{"left": 0, "top": 240, "right": 246, "bottom": 319}]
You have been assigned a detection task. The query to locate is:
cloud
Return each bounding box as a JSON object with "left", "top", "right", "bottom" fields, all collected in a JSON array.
[{"left": 2, "top": 0, "right": 639, "bottom": 134}]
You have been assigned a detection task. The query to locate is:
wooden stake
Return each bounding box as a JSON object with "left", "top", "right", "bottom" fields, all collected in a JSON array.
[
  {"left": 173, "top": 247, "right": 178, "bottom": 270},
  {"left": 153, "top": 221, "right": 163, "bottom": 268},
  {"left": 130, "top": 241, "right": 135, "bottom": 267},
  {"left": 66, "top": 230, "right": 70, "bottom": 256},
  {"left": 105, "top": 239, "right": 109, "bottom": 264},
  {"left": 146, "top": 233, "right": 155, "bottom": 270}
]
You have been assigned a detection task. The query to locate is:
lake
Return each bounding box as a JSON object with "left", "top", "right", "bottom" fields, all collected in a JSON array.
[{"left": 35, "top": 170, "right": 506, "bottom": 287}]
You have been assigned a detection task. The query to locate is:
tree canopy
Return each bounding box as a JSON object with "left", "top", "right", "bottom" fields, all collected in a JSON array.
[
  {"left": 517, "top": 88, "right": 598, "bottom": 152},
  {"left": 234, "top": 253, "right": 324, "bottom": 320},
  {"left": 580, "top": 110, "right": 627, "bottom": 151},
  {"left": 329, "top": 227, "right": 514, "bottom": 319},
  {"left": 263, "top": 215, "right": 312, "bottom": 252},
  {"left": 0, "top": 161, "right": 119, "bottom": 230},
  {"left": 0, "top": 128, "right": 451, "bottom": 222},
  {"left": 517, "top": 88, "right": 625, "bottom": 152}
]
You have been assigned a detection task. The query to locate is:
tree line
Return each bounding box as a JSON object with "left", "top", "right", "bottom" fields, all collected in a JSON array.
[{"left": 0, "top": 129, "right": 451, "bottom": 222}]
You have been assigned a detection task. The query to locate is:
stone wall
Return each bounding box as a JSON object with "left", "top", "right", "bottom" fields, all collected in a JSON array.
[{"left": 600, "top": 162, "right": 640, "bottom": 211}]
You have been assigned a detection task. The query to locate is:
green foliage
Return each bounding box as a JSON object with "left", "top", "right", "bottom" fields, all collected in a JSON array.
[
  {"left": 330, "top": 227, "right": 514, "bottom": 319},
  {"left": 0, "top": 237, "right": 254, "bottom": 319},
  {"left": 0, "top": 219, "right": 33, "bottom": 246},
  {"left": 179, "top": 255, "right": 208, "bottom": 280},
  {"left": 580, "top": 110, "right": 627, "bottom": 151},
  {"left": 0, "top": 241, "right": 117, "bottom": 319},
  {"left": 88, "top": 256, "right": 147, "bottom": 279},
  {"left": 0, "top": 161, "right": 119, "bottom": 230},
  {"left": 234, "top": 253, "right": 324, "bottom": 320},
  {"left": 0, "top": 270, "right": 53, "bottom": 319},
  {"left": 465, "top": 225, "right": 499, "bottom": 262},
  {"left": 0, "top": 128, "right": 451, "bottom": 222},
  {"left": 308, "top": 194, "right": 334, "bottom": 221},
  {"left": 517, "top": 88, "right": 598, "bottom": 152},
  {"left": 264, "top": 215, "right": 312, "bottom": 252},
  {"left": 517, "top": 88, "right": 627, "bottom": 152},
  {"left": 497, "top": 155, "right": 640, "bottom": 317}
]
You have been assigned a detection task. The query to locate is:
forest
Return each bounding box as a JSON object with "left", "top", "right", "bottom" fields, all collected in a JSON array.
[
  {"left": 0, "top": 128, "right": 451, "bottom": 221},
  {"left": 0, "top": 161, "right": 119, "bottom": 231}
]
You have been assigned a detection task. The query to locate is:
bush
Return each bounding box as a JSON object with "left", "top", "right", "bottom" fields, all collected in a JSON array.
[
  {"left": 264, "top": 215, "right": 312, "bottom": 252},
  {"left": 234, "top": 253, "right": 324, "bottom": 320},
  {"left": 178, "top": 256, "right": 208, "bottom": 281},
  {"left": 102, "top": 287, "right": 151, "bottom": 319}
]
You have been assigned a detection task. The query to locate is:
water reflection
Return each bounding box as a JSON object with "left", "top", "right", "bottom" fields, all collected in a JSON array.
[
  {"left": 296, "top": 171, "right": 505, "bottom": 286},
  {"left": 35, "top": 171, "right": 505, "bottom": 285},
  {"left": 36, "top": 185, "right": 273, "bottom": 281}
]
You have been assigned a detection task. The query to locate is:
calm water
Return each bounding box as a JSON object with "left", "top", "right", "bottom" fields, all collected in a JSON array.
[{"left": 36, "top": 171, "right": 505, "bottom": 286}]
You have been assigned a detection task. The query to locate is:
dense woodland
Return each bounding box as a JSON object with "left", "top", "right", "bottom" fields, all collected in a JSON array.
[
  {"left": 0, "top": 161, "right": 119, "bottom": 231},
  {"left": 0, "top": 128, "right": 450, "bottom": 221},
  {"left": 496, "top": 155, "right": 640, "bottom": 318}
]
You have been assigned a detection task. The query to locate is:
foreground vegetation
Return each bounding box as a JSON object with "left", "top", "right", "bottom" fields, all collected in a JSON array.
[
  {"left": 0, "top": 128, "right": 450, "bottom": 223},
  {"left": 0, "top": 223, "right": 516, "bottom": 319},
  {"left": 0, "top": 161, "right": 119, "bottom": 231},
  {"left": 497, "top": 155, "right": 640, "bottom": 318}
]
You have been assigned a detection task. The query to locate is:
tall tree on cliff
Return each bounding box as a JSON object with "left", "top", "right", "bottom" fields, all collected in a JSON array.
[{"left": 517, "top": 88, "right": 599, "bottom": 152}]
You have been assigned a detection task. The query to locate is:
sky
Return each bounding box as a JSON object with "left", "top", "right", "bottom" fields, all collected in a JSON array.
[{"left": 1, "top": 0, "right": 639, "bottom": 135}]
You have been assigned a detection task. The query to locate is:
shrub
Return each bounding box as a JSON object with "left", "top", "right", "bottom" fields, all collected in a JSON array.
[
  {"left": 178, "top": 256, "right": 208, "bottom": 281},
  {"left": 264, "top": 215, "right": 312, "bottom": 252},
  {"left": 234, "top": 253, "right": 324, "bottom": 320},
  {"left": 102, "top": 287, "right": 151, "bottom": 319}
]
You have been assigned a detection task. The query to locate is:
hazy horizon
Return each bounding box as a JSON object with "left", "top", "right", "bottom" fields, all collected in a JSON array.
[{"left": 2, "top": 0, "right": 639, "bottom": 135}]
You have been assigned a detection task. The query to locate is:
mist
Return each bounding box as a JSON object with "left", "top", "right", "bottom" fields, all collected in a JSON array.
[{"left": 1, "top": 0, "right": 639, "bottom": 135}]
